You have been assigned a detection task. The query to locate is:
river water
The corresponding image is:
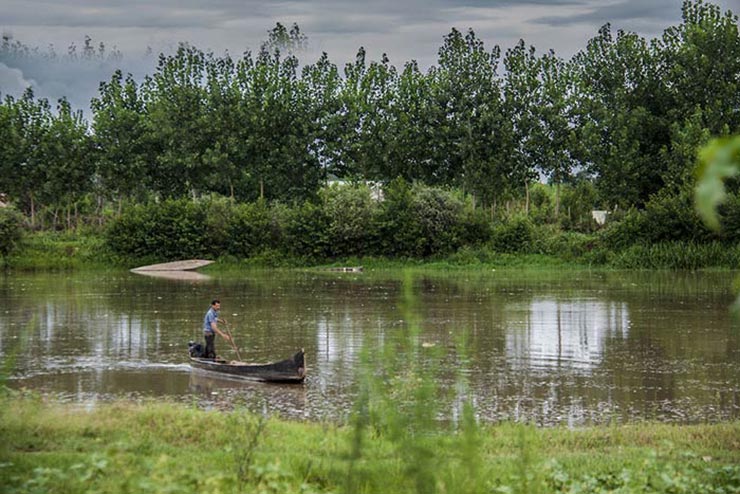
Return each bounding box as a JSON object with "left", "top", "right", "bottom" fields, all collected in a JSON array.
[{"left": 1, "top": 269, "right": 738, "bottom": 426}]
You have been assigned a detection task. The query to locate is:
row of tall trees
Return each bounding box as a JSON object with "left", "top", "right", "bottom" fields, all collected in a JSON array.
[{"left": 0, "top": 1, "right": 738, "bottom": 225}]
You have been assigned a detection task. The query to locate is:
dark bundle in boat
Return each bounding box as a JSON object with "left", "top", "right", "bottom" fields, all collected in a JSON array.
[{"left": 188, "top": 342, "right": 306, "bottom": 383}]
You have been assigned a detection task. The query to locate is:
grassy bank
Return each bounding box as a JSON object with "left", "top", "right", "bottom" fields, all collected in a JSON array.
[
  {"left": 5, "top": 230, "right": 740, "bottom": 272},
  {"left": 5, "top": 231, "right": 114, "bottom": 271},
  {"left": 5, "top": 231, "right": 590, "bottom": 272},
  {"left": 1, "top": 393, "right": 739, "bottom": 494}
]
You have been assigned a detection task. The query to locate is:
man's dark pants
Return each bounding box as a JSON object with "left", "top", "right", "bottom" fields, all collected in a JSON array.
[{"left": 204, "top": 333, "right": 216, "bottom": 359}]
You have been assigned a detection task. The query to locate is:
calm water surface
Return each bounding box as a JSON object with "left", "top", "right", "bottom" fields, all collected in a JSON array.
[{"left": 1, "top": 269, "right": 738, "bottom": 426}]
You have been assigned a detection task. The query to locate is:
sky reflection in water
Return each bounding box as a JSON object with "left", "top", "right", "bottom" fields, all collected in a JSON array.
[{"left": 1, "top": 270, "right": 738, "bottom": 426}]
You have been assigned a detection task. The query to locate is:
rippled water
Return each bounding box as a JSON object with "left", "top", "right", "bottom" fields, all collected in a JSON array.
[{"left": 1, "top": 269, "right": 738, "bottom": 425}]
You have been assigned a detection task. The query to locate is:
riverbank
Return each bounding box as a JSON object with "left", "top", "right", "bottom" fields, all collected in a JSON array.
[
  {"left": 2, "top": 392, "right": 739, "bottom": 493},
  {"left": 6, "top": 231, "right": 740, "bottom": 272}
]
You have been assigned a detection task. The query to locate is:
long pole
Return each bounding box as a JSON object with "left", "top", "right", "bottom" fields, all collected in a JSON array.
[{"left": 221, "top": 319, "right": 242, "bottom": 361}]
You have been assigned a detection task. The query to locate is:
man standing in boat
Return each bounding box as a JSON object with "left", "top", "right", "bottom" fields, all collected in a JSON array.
[{"left": 203, "top": 299, "right": 230, "bottom": 359}]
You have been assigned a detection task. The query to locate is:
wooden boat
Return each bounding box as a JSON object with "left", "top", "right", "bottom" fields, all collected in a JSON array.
[
  {"left": 189, "top": 349, "right": 306, "bottom": 383},
  {"left": 131, "top": 259, "right": 214, "bottom": 272},
  {"left": 133, "top": 270, "right": 211, "bottom": 281}
]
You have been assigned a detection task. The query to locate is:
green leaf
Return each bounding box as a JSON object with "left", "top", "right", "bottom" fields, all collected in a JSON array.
[{"left": 695, "top": 136, "right": 740, "bottom": 230}]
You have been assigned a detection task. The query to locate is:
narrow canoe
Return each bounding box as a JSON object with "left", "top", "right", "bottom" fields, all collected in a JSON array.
[
  {"left": 131, "top": 259, "right": 214, "bottom": 272},
  {"left": 189, "top": 349, "right": 306, "bottom": 383}
]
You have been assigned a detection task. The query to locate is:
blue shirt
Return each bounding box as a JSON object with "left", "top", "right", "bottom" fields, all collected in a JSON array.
[{"left": 203, "top": 307, "right": 219, "bottom": 334}]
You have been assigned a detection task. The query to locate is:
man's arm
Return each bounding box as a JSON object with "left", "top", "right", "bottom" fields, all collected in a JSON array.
[{"left": 210, "top": 320, "right": 231, "bottom": 341}]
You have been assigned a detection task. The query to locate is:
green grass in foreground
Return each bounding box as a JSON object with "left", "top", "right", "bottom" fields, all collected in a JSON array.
[{"left": 1, "top": 393, "right": 739, "bottom": 494}]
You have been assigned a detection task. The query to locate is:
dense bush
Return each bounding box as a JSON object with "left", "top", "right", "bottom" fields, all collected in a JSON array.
[
  {"left": 540, "top": 230, "right": 601, "bottom": 261},
  {"left": 226, "top": 199, "right": 280, "bottom": 258},
  {"left": 640, "top": 189, "right": 716, "bottom": 243},
  {"left": 105, "top": 182, "right": 493, "bottom": 263},
  {"left": 407, "top": 185, "right": 470, "bottom": 257},
  {"left": 200, "top": 196, "right": 233, "bottom": 256},
  {"left": 717, "top": 193, "right": 740, "bottom": 242},
  {"left": 102, "top": 181, "right": 740, "bottom": 268},
  {"left": 375, "top": 181, "right": 490, "bottom": 258},
  {"left": 321, "top": 184, "right": 380, "bottom": 258},
  {"left": 376, "top": 178, "right": 420, "bottom": 257},
  {"left": 599, "top": 208, "right": 648, "bottom": 251},
  {"left": 491, "top": 216, "right": 536, "bottom": 253},
  {"left": 0, "top": 207, "right": 24, "bottom": 261},
  {"left": 601, "top": 188, "right": 717, "bottom": 249},
  {"left": 457, "top": 206, "right": 493, "bottom": 249},
  {"left": 279, "top": 200, "right": 330, "bottom": 261},
  {"left": 559, "top": 180, "right": 600, "bottom": 232},
  {"left": 105, "top": 199, "right": 208, "bottom": 261}
]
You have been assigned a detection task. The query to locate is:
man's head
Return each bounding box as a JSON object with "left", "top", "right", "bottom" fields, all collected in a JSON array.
[{"left": 211, "top": 299, "right": 221, "bottom": 309}]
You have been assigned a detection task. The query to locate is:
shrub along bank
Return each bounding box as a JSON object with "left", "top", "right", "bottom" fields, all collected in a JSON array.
[
  {"left": 5, "top": 181, "right": 740, "bottom": 270},
  {"left": 102, "top": 181, "right": 740, "bottom": 270},
  {"left": 104, "top": 181, "right": 492, "bottom": 265}
]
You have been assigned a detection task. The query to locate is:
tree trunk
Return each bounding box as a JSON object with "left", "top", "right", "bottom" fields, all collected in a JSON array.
[
  {"left": 29, "top": 193, "right": 35, "bottom": 228},
  {"left": 525, "top": 181, "right": 530, "bottom": 215},
  {"left": 260, "top": 179, "right": 264, "bottom": 200},
  {"left": 98, "top": 195, "right": 104, "bottom": 226}
]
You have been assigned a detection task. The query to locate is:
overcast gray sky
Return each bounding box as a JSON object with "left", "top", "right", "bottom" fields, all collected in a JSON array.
[{"left": 1, "top": 0, "right": 737, "bottom": 112}]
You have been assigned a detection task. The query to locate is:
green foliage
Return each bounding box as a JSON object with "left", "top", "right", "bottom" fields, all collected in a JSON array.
[
  {"left": 321, "top": 184, "right": 380, "bottom": 258},
  {"left": 716, "top": 193, "right": 740, "bottom": 242},
  {"left": 602, "top": 188, "right": 715, "bottom": 249},
  {"left": 94, "top": 179, "right": 740, "bottom": 269},
  {"left": 491, "top": 216, "right": 536, "bottom": 253},
  {"left": 0, "top": 90, "right": 94, "bottom": 224},
  {"left": 105, "top": 199, "right": 207, "bottom": 262},
  {"left": 103, "top": 183, "right": 493, "bottom": 264},
  {"left": 3, "top": 393, "right": 740, "bottom": 494},
  {"left": 639, "top": 189, "right": 714, "bottom": 243},
  {"left": 407, "top": 185, "right": 469, "bottom": 256},
  {"left": 376, "top": 182, "right": 491, "bottom": 258},
  {"left": 571, "top": 24, "right": 668, "bottom": 209},
  {"left": 599, "top": 208, "right": 646, "bottom": 250},
  {"left": 3, "top": 1, "right": 740, "bottom": 266},
  {"left": 612, "top": 241, "right": 740, "bottom": 269},
  {"left": 226, "top": 199, "right": 279, "bottom": 259},
  {"left": 559, "top": 180, "right": 599, "bottom": 232},
  {"left": 279, "top": 200, "right": 330, "bottom": 261},
  {"left": 545, "top": 452, "right": 740, "bottom": 494},
  {"left": 347, "top": 270, "right": 465, "bottom": 493},
  {"left": 527, "top": 183, "right": 554, "bottom": 224},
  {"left": 2, "top": 1, "right": 740, "bottom": 248},
  {"left": 376, "top": 178, "right": 420, "bottom": 258},
  {"left": 696, "top": 135, "right": 740, "bottom": 229},
  {"left": 540, "top": 231, "right": 603, "bottom": 263},
  {"left": 0, "top": 207, "right": 24, "bottom": 260},
  {"left": 5, "top": 231, "right": 109, "bottom": 270}
]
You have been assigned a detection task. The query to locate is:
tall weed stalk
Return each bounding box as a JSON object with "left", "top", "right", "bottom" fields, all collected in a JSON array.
[
  {"left": 346, "top": 270, "right": 485, "bottom": 493},
  {"left": 228, "top": 407, "right": 268, "bottom": 489}
]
